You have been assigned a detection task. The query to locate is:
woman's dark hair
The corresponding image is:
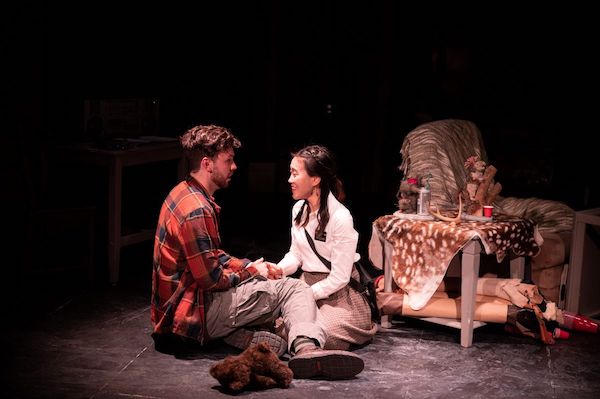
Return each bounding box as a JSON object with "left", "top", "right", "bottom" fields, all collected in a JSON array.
[{"left": 293, "top": 145, "right": 345, "bottom": 240}]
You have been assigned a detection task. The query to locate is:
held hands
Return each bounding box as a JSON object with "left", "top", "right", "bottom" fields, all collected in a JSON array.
[
  {"left": 247, "top": 257, "right": 268, "bottom": 278},
  {"left": 265, "top": 262, "right": 283, "bottom": 280},
  {"left": 247, "top": 257, "right": 283, "bottom": 279}
]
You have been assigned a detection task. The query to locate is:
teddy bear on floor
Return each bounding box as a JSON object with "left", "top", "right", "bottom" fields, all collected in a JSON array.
[{"left": 209, "top": 341, "right": 293, "bottom": 392}]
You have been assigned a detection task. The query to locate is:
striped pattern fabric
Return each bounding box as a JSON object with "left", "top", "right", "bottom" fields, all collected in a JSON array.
[
  {"left": 151, "top": 177, "right": 255, "bottom": 343},
  {"left": 302, "top": 268, "right": 377, "bottom": 350},
  {"left": 399, "top": 119, "right": 574, "bottom": 233},
  {"left": 400, "top": 119, "right": 488, "bottom": 211},
  {"left": 495, "top": 197, "right": 574, "bottom": 234}
]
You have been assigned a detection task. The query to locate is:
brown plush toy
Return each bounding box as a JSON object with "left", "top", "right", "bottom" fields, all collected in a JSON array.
[
  {"left": 396, "top": 177, "right": 420, "bottom": 213},
  {"left": 209, "top": 341, "right": 293, "bottom": 392},
  {"left": 462, "top": 155, "right": 502, "bottom": 216}
]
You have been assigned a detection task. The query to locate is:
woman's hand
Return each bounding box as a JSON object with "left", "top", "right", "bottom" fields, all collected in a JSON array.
[
  {"left": 265, "top": 262, "right": 283, "bottom": 279},
  {"left": 247, "top": 257, "right": 269, "bottom": 278}
]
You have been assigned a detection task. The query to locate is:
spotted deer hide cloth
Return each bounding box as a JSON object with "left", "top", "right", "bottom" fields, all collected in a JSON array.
[{"left": 373, "top": 214, "right": 543, "bottom": 310}]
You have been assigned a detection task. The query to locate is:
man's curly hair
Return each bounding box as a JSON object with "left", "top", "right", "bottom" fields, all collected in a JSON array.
[{"left": 180, "top": 124, "right": 241, "bottom": 171}]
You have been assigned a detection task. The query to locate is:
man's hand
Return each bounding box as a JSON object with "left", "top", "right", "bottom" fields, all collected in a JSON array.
[
  {"left": 247, "top": 257, "right": 269, "bottom": 278},
  {"left": 265, "top": 262, "right": 283, "bottom": 279}
]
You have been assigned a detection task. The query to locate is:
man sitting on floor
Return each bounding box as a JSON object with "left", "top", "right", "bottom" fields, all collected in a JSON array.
[{"left": 150, "top": 124, "right": 364, "bottom": 380}]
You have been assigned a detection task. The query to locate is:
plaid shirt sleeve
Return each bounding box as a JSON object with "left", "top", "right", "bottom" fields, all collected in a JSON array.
[{"left": 180, "top": 207, "right": 258, "bottom": 290}]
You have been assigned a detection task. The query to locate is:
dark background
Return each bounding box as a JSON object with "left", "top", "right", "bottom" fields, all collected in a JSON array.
[{"left": 4, "top": 2, "right": 598, "bottom": 285}]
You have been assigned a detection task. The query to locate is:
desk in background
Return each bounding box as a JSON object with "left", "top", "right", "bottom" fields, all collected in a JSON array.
[{"left": 60, "top": 140, "right": 185, "bottom": 285}]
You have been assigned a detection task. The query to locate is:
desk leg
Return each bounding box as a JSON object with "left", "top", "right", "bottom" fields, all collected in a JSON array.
[
  {"left": 382, "top": 238, "right": 393, "bottom": 328},
  {"left": 461, "top": 240, "right": 481, "bottom": 347},
  {"left": 510, "top": 256, "right": 532, "bottom": 282},
  {"left": 108, "top": 159, "right": 122, "bottom": 285},
  {"left": 510, "top": 257, "right": 525, "bottom": 280}
]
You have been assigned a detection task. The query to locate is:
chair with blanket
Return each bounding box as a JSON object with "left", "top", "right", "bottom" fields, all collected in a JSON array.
[{"left": 394, "top": 119, "right": 574, "bottom": 303}]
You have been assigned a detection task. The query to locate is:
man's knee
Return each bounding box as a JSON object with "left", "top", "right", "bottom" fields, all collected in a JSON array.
[
  {"left": 278, "top": 277, "right": 314, "bottom": 303},
  {"left": 281, "top": 276, "right": 310, "bottom": 290}
]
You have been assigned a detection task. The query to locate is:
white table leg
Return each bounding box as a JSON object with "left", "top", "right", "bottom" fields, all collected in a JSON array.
[
  {"left": 461, "top": 240, "right": 481, "bottom": 347},
  {"left": 510, "top": 256, "right": 525, "bottom": 279},
  {"left": 382, "top": 237, "right": 393, "bottom": 328}
]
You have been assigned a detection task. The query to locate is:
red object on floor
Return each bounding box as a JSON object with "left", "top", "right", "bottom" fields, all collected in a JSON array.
[
  {"left": 553, "top": 328, "right": 570, "bottom": 339},
  {"left": 562, "top": 311, "right": 599, "bottom": 334}
]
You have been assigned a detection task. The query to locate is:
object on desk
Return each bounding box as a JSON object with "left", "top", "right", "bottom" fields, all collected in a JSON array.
[
  {"left": 94, "top": 138, "right": 136, "bottom": 151},
  {"left": 461, "top": 155, "right": 502, "bottom": 217},
  {"left": 429, "top": 194, "right": 463, "bottom": 223},
  {"left": 93, "top": 137, "right": 177, "bottom": 150},
  {"left": 396, "top": 177, "right": 420, "bottom": 214},
  {"left": 483, "top": 205, "right": 494, "bottom": 218},
  {"left": 122, "top": 138, "right": 152, "bottom": 144},
  {"left": 392, "top": 211, "right": 434, "bottom": 221},
  {"left": 84, "top": 98, "right": 160, "bottom": 140},
  {"left": 416, "top": 173, "right": 432, "bottom": 215},
  {"left": 417, "top": 185, "right": 431, "bottom": 215}
]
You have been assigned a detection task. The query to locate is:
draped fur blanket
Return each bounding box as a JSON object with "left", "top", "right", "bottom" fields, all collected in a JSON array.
[{"left": 372, "top": 213, "right": 543, "bottom": 310}]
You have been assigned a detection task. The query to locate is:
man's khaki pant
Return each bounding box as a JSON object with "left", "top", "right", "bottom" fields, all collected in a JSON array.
[{"left": 205, "top": 276, "right": 326, "bottom": 351}]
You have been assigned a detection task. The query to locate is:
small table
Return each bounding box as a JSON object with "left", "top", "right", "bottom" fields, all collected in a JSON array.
[
  {"left": 566, "top": 208, "right": 600, "bottom": 315},
  {"left": 370, "top": 214, "right": 542, "bottom": 347},
  {"left": 60, "top": 141, "right": 185, "bottom": 284}
]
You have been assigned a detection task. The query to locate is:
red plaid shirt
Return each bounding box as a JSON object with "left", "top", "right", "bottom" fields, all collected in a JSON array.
[{"left": 151, "top": 177, "right": 257, "bottom": 343}]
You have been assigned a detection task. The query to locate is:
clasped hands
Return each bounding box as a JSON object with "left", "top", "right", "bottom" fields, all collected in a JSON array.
[{"left": 246, "top": 257, "right": 283, "bottom": 279}]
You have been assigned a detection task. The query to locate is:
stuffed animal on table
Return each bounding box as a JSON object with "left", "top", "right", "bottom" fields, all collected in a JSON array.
[
  {"left": 396, "top": 177, "right": 421, "bottom": 213},
  {"left": 209, "top": 341, "right": 293, "bottom": 392},
  {"left": 465, "top": 157, "right": 486, "bottom": 201},
  {"left": 462, "top": 155, "right": 502, "bottom": 216}
]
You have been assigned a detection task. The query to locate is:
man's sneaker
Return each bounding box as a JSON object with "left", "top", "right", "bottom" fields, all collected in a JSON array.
[
  {"left": 223, "top": 329, "right": 287, "bottom": 358},
  {"left": 288, "top": 347, "right": 364, "bottom": 380}
]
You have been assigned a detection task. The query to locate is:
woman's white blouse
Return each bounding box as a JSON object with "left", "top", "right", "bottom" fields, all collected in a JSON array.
[{"left": 277, "top": 192, "right": 360, "bottom": 300}]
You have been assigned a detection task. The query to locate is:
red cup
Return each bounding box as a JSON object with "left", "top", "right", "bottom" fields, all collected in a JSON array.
[{"left": 483, "top": 205, "right": 493, "bottom": 218}]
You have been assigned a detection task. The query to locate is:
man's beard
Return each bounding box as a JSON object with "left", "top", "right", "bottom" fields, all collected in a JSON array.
[{"left": 213, "top": 171, "right": 231, "bottom": 189}]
